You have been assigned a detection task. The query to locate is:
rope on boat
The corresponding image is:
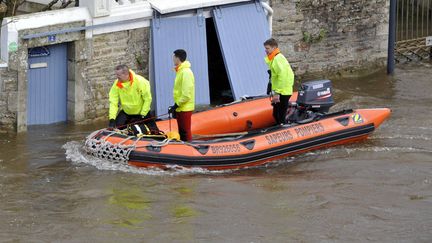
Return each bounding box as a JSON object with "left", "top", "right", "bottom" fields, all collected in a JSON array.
[
  {"left": 84, "top": 128, "right": 144, "bottom": 164},
  {"left": 85, "top": 124, "right": 251, "bottom": 164},
  {"left": 84, "top": 128, "right": 179, "bottom": 163},
  {"left": 150, "top": 138, "right": 172, "bottom": 147}
]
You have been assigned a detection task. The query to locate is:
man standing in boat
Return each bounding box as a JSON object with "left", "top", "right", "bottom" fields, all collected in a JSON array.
[
  {"left": 264, "top": 38, "right": 294, "bottom": 125},
  {"left": 168, "top": 49, "right": 195, "bottom": 142},
  {"left": 108, "top": 64, "right": 154, "bottom": 131}
]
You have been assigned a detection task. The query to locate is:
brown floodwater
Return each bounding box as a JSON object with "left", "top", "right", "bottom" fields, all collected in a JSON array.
[{"left": 1, "top": 63, "right": 431, "bottom": 242}]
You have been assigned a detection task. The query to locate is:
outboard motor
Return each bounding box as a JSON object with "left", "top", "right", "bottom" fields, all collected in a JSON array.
[
  {"left": 287, "top": 80, "right": 334, "bottom": 123},
  {"left": 297, "top": 79, "right": 334, "bottom": 113}
]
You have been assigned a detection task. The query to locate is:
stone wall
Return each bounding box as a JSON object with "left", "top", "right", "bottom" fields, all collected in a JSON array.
[
  {"left": 0, "top": 68, "right": 18, "bottom": 132},
  {"left": 270, "top": 0, "right": 389, "bottom": 79},
  {"left": 74, "top": 28, "right": 150, "bottom": 124}
]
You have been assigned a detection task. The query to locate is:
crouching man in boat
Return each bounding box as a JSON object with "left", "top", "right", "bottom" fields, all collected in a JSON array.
[
  {"left": 264, "top": 38, "right": 294, "bottom": 125},
  {"left": 168, "top": 49, "right": 195, "bottom": 142},
  {"left": 108, "top": 64, "right": 156, "bottom": 133}
]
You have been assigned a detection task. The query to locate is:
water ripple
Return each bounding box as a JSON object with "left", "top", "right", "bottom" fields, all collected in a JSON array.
[
  {"left": 344, "top": 146, "right": 430, "bottom": 154},
  {"left": 370, "top": 134, "right": 432, "bottom": 141}
]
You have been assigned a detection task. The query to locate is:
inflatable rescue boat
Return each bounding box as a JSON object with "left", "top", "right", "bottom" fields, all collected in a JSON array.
[{"left": 84, "top": 80, "right": 391, "bottom": 170}]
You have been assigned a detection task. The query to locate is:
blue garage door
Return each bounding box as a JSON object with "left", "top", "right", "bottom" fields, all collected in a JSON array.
[
  {"left": 27, "top": 44, "right": 68, "bottom": 125},
  {"left": 212, "top": 2, "right": 270, "bottom": 99},
  {"left": 151, "top": 15, "right": 210, "bottom": 116}
]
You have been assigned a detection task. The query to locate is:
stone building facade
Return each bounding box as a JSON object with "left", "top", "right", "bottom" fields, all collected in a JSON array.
[
  {"left": 73, "top": 28, "right": 150, "bottom": 124},
  {"left": 272, "top": 0, "right": 389, "bottom": 77},
  {"left": 0, "top": 0, "right": 389, "bottom": 132}
]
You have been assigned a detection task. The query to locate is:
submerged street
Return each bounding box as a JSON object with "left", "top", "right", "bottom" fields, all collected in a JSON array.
[{"left": 0, "top": 63, "right": 431, "bottom": 242}]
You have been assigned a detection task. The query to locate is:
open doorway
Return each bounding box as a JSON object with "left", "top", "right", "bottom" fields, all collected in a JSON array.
[{"left": 206, "top": 17, "right": 233, "bottom": 105}]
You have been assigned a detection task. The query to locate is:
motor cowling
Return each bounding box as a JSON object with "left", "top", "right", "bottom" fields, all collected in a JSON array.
[{"left": 296, "top": 79, "right": 334, "bottom": 113}]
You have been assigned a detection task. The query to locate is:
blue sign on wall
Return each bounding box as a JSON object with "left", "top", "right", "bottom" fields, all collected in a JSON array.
[{"left": 48, "top": 35, "right": 56, "bottom": 43}]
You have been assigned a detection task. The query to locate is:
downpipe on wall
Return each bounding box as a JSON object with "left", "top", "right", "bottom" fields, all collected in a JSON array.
[
  {"left": 387, "top": 0, "right": 396, "bottom": 75},
  {"left": 261, "top": 0, "right": 273, "bottom": 35}
]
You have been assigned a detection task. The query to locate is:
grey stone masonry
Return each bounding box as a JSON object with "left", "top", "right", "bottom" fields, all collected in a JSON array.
[
  {"left": 270, "top": 0, "right": 389, "bottom": 78},
  {"left": 0, "top": 68, "right": 18, "bottom": 132},
  {"left": 75, "top": 28, "right": 150, "bottom": 124}
]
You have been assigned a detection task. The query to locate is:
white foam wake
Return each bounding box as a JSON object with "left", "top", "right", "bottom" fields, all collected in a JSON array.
[{"left": 62, "top": 141, "right": 231, "bottom": 175}]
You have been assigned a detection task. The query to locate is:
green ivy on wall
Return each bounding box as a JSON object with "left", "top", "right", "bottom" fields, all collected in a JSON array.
[{"left": 302, "top": 28, "right": 328, "bottom": 44}]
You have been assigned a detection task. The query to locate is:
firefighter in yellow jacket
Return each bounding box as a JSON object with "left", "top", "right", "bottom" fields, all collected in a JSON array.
[
  {"left": 168, "top": 49, "right": 195, "bottom": 141},
  {"left": 108, "top": 64, "right": 153, "bottom": 130},
  {"left": 264, "top": 38, "right": 294, "bottom": 125}
]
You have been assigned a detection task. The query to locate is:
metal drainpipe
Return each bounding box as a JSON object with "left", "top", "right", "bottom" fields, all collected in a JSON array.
[
  {"left": 387, "top": 0, "right": 397, "bottom": 75},
  {"left": 261, "top": 0, "right": 273, "bottom": 35}
]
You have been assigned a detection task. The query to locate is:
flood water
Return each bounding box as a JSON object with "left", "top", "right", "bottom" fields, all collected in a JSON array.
[{"left": 1, "top": 63, "right": 432, "bottom": 242}]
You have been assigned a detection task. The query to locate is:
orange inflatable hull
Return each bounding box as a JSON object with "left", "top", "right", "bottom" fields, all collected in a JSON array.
[
  {"left": 86, "top": 96, "right": 391, "bottom": 170},
  {"left": 157, "top": 94, "right": 297, "bottom": 134}
]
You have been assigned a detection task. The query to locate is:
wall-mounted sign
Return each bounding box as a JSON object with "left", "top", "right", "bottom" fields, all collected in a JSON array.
[
  {"left": 426, "top": 36, "right": 432, "bottom": 47},
  {"left": 28, "top": 47, "right": 50, "bottom": 57},
  {"left": 8, "top": 42, "right": 18, "bottom": 53},
  {"left": 30, "top": 62, "right": 48, "bottom": 69},
  {"left": 48, "top": 35, "right": 56, "bottom": 43}
]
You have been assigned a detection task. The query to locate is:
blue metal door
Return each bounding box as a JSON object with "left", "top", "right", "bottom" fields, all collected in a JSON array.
[
  {"left": 212, "top": 2, "right": 270, "bottom": 99},
  {"left": 27, "top": 44, "right": 68, "bottom": 125},
  {"left": 151, "top": 14, "right": 210, "bottom": 116}
]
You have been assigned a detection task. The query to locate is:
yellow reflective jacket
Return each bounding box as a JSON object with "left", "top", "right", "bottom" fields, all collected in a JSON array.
[
  {"left": 264, "top": 52, "right": 294, "bottom": 96},
  {"left": 173, "top": 61, "right": 195, "bottom": 112},
  {"left": 109, "top": 70, "right": 152, "bottom": 120}
]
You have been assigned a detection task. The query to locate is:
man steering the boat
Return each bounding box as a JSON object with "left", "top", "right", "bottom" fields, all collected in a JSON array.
[
  {"left": 108, "top": 64, "right": 154, "bottom": 132},
  {"left": 264, "top": 38, "right": 294, "bottom": 125},
  {"left": 168, "top": 49, "right": 195, "bottom": 142}
]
